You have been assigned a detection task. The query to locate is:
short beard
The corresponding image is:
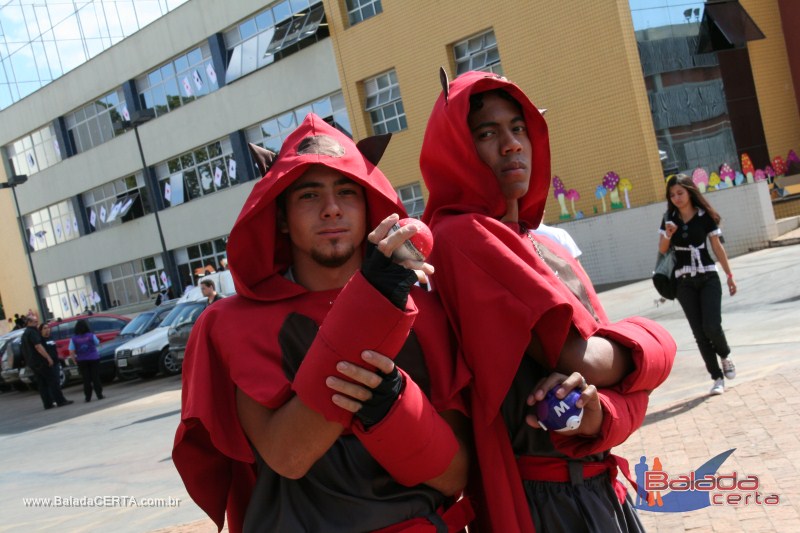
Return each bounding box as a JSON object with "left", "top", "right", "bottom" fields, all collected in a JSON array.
[{"left": 311, "top": 242, "right": 358, "bottom": 268}]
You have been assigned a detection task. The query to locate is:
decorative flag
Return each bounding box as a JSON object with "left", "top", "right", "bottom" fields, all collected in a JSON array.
[
  {"left": 182, "top": 77, "right": 193, "bottom": 97},
  {"left": 228, "top": 158, "right": 237, "bottom": 180},
  {"left": 137, "top": 277, "right": 147, "bottom": 295},
  {"left": 206, "top": 63, "right": 217, "bottom": 85},
  {"left": 214, "top": 166, "right": 223, "bottom": 188},
  {"left": 89, "top": 209, "right": 97, "bottom": 227},
  {"left": 193, "top": 69, "right": 203, "bottom": 90}
]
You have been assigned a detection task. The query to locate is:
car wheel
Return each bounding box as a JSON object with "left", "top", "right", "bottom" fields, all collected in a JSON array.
[
  {"left": 159, "top": 348, "right": 182, "bottom": 376},
  {"left": 58, "top": 366, "right": 66, "bottom": 389}
]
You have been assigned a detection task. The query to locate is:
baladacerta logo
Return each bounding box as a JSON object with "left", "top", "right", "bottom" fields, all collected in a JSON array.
[{"left": 632, "top": 449, "right": 780, "bottom": 512}]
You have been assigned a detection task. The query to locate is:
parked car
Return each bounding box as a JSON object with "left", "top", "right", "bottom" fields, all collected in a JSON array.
[
  {"left": 116, "top": 296, "right": 206, "bottom": 379},
  {"left": 167, "top": 301, "right": 208, "bottom": 365},
  {"left": 0, "top": 329, "right": 27, "bottom": 391},
  {"left": 95, "top": 301, "right": 178, "bottom": 382}
]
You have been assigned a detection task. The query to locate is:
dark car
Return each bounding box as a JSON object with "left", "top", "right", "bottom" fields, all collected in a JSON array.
[
  {"left": 167, "top": 301, "right": 208, "bottom": 365},
  {"left": 95, "top": 301, "right": 178, "bottom": 381}
]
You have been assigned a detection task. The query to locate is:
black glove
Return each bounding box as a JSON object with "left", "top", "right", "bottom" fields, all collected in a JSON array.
[
  {"left": 361, "top": 242, "right": 417, "bottom": 310},
  {"left": 354, "top": 365, "right": 404, "bottom": 428}
]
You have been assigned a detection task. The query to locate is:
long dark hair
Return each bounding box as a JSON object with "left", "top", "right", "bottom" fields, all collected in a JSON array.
[
  {"left": 665, "top": 174, "right": 721, "bottom": 224},
  {"left": 74, "top": 319, "right": 91, "bottom": 335}
]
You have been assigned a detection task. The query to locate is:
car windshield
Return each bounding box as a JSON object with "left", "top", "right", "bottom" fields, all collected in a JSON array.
[
  {"left": 172, "top": 302, "right": 206, "bottom": 327},
  {"left": 120, "top": 312, "right": 155, "bottom": 336},
  {"left": 159, "top": 303, "right": 194, "bottom": 328}
]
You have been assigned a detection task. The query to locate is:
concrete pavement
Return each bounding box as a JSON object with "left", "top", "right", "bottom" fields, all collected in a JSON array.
[{"left": 1, "top": 243, "right": 798, "bottom": 533}]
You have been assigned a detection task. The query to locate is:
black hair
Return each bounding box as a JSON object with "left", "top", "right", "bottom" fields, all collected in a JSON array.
[
  {"left": 665, "top": 174, "right": 721, "bottom": 224},
  {"left": 74, "top": 319, "right": 91, "bottom": 335},
  {"left": 468, "top": 88, "right": 522, "bottom": 116},
  {"left": 200, "top": 279, "right": 216, "bottom": 290}
]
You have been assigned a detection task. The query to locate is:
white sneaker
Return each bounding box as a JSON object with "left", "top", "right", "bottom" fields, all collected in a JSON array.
[
  {"left": 722, "top": 358, "right": 736, "bottom": 380},
  {"left": 710, "top": 378, "right": 725, "bottom": 395}
]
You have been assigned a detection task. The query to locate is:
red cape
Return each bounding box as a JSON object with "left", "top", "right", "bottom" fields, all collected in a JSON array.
[{"left": 420, "top": 72, "right": 676, "bottom": 532}]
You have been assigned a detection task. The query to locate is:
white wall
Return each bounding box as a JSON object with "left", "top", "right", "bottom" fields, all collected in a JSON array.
[{"left": 553, "top": 181, "right": 777, "bottom": 286}]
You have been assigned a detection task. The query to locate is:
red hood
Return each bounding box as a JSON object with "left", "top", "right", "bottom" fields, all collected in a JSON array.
[
  {"left": 228, "top": 113, "right": 406, "bottom": 301},
  {"left": 420, "top": 71, "right": 550, "bottom": 228}
]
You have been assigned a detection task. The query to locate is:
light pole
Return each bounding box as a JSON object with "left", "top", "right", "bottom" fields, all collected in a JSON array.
[
  {"left": 120, "top": 109, "right": 179, "bottom": 294},
  {"left": 0, "top": 174, "right": 45, "bottom": 320}
]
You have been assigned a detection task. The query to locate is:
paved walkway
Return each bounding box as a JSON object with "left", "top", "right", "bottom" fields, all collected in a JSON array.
[{"left": 4, "top": 242, "right": 795, "bottom": 533}]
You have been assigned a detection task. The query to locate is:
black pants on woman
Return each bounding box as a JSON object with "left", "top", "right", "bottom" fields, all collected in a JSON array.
[
  {"left": 77, "top": 359, "right": 103, "bottom": 401},
  {"left": 676, "top": 272, "right": 730, "bottom": 380}
]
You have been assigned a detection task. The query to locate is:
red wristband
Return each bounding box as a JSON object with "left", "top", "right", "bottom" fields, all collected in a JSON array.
[{"left": 726, "top": 273, "right": 733, "bottom": 279}]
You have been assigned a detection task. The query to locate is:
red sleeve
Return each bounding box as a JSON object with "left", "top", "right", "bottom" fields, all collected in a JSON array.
[
  {"left": 595, "top": 316, "right": 676, "bottom": 393},
  {"left": 430, "top": 216, "right": 573, "bottom": 425},
  {"left": 550, "top": 389, "right": 650, "bottom": 457}
]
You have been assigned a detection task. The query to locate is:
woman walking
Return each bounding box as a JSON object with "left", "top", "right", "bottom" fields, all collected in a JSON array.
[
  {"left": 69, "top": 319, "right": 104, "bottom": 402},
  {"left": 659, "top": 174, "right": 737, "bottom": 395}
]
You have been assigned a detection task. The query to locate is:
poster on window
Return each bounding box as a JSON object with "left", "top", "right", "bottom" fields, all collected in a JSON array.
[
  {"left": 89, "top": 209, "right": 97, "bottom": 228},
  {"left": 193, "top": 69, "right": 203, "bottom": 91},
  {"left": 122, "top": 105, "right": 130, "bottom": 122},
  {"left": 149, "top": 275, "right": 159, "bottom": 293},
  {"left": 54, "top": 222, "right": 62, "bottom": 239},
  {"left": 228, "top": 158, "right": 237, "bottom": 180},
  {"left": 169, "top": 173, "right": 185, "bottom": 205},
  {"left": 214, "top": 166, "right": 223, "bottom": 188},
  {"left": 93, "top": 292, "right": 101, "bottom": 304},
  {"left": 27, "top": 153, "right": 35, "bottom": 169},
  {"left": 99, "top": 205, "right": 107, "bottom": 223},
  {"left": 73, "top": 217, "right": 79, "bottom": 234},
  {"left": 160, "top": 271, "right": 170, "bottom": 288},
  {"left": 119, "top": 196, "right": 135, "bottom": 217},
  {"left": 182, "top": 77, "right": 194, "bottom": 97},
  {"left": 64, "top": 219, "right": 72, "bottom": 236},
  {"left": 106, "top": 201, "right": 122, "bottom": 223},
  {"left": 71, "top": 294, "right": 79, "bottom": 309},
  {"left": 206, "top": 63, "right": 217, "bottom": 85},
  {"left": 54, "top": 139, "right": 61, "bottom": 159},
  {"left": 79, "top": 292, "right": 87, "bottom": 308},
  {"left": 137, "top": 277, "right": 147, "bottom": 295},
  {"left": 61, "top": 296, "right": 70, "bottom": 311},
  {"left": 200, "top": 168, "right": 213, "bottom": 192}
]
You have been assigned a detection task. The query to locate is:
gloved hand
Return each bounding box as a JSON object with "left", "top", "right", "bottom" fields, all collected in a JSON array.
[
  {"left": 361, "top": 242, "right": 418, "bottom": 310},
  {"left": 354, "top": 365, "right": 404, "bottom": 428}
]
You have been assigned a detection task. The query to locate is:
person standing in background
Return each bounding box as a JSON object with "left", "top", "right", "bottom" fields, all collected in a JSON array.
[
  {"left": 21, "top": 315, "right": 73, "bottom": 410},
  {"left": 69, "top": 319, "right": 104, "bottom": 402}
]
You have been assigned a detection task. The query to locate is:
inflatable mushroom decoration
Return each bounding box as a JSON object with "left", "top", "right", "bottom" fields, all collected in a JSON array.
[
  {"left": 741, "top": 153, "right": 755, "bottom": 183},
  {"left": 692, "top": 167, "right": 709, "bottom": 193},
  {"left": 772, "top": 156, "right": 787, "bottom": 179},
  {"left": 595, "top": 184, "right": 608, "bottom": 213},
  {"left": 764, "top": 165, "right": 775, "bottom": 183},
  {"left": 719, "top": 163, "right": 735, "bottom": 187},
  {"left": 754, "top": 169, "right": 766, "bottom": 182},
  {"left": 565, "top": 188, "right": 581, "bottom": 218},
  {"left": 787, "top": 149, "right": 800, "bottom": 174},
  {"left": 708, "top": 172, "right": 721, "bottom": 190},
  {"left": 602, "top": 172, "right": 623, "bottom": 209},
  {"left": 618, "top": 178, "right": 633, "bottom": 208},
  {"left": 552, "top": 176, "right": 570, "bottom": 219}
]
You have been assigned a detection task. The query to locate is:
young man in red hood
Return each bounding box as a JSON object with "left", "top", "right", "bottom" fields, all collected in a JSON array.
[
  {"left": 173, "top": 114, "right": 472, "bottom": 532},
  {"left": 419, "top": 71, "right": 677, "bottom": 532}
]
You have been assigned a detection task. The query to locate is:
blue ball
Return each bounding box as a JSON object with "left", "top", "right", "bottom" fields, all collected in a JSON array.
[{"left": 535, "top": 387, "right": 584, "bottom": 432}]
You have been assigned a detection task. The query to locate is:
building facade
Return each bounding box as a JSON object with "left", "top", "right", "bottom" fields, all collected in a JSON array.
[{"left": 1, "top": 0, "right": 798, "bottom": 320}]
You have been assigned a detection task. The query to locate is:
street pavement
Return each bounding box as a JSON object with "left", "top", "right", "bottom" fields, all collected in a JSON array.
[{"left": 1, "top": 241, "right": 798, "bottom": 533}]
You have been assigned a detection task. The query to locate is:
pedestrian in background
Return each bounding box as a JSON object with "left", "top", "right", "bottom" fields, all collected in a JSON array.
[
  {"left": 21, "top": 315, "right": 73, "bottom": 410},
  {"left": 659, "top": 174, "right": 737, "bottom": 396},
  {"left": 69, "top": 319, "right": 104, "bottom": 402}
]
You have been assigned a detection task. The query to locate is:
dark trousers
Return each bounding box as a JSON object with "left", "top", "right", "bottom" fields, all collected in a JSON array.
[
  {"left": 33, "top": 363, "right": 67, "bottom": 409},
  {"left": 676, "top": 272, "right": 731, "bottom": 380},
  {"left": 77, "top": 359, "right": 103, "bottom": 400}
]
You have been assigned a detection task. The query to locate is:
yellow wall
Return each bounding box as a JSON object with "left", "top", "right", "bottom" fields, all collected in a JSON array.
[
  {"left": 0, "top": 166, "right": 37, "bottom": 321},
  {"left": 324, "top": 0, "right": 665, "bottom": 221},
  {"left": 743, "top": 0, "right": 800, "bottom": 163}
]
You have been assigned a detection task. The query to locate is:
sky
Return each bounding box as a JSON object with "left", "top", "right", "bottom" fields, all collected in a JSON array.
[{"left": 0, "top": 0, "right": 187, "bottom": 110}]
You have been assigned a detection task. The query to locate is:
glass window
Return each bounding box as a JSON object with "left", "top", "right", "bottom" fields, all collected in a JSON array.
[
  {"left": 22, "top": 199, "right": 80, "bottom": 252},
  {"left": 99, "top": 255, "right": 165, "bottom": 308},
  {"left": 346, "top": 0, "right": 382, "bottom": 26},
  {"left": 628, "top": 0, "right": 738, "bottom": 177},
  {"left": 64, "top": 88, "right": 128, "bottom": 155},
  {"left": 453, "top": 30, "right": 502, "bottom": 76},
  {"left": 396, "top": 182, "right": 425, "bottom": 218},
  {"left": 174, "top": 236, "right": 229, "bottom": 290},
  {"left": 154, "top": 138, "right": 236, "bottom": 208},
  {"left": 39, "top": 274, "right": 97, "bottom": 320},
  {"left": 223, "top": 2, "right": 328, "bottom": 84},
  {"left": 4, "top": 124, "right": 63, "bottom": 176},
  {"left": 364, "top": 70, "right": 407, "bottom": 135},
  {"left": 81, "top": 172, "right": 152, "bottom": 234},
  {"left": 245, "top": 91, "right": 351, "bottom": 155}
]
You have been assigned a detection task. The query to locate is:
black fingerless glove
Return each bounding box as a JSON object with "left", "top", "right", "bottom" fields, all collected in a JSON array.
[
  {"left": 354, "top": 366, "right": 404, "bottom": 428},
  {"left": 361, "top": 242, "right": 417, "bottom": 310}
]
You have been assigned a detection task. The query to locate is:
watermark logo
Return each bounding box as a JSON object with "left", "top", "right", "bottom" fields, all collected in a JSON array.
[{"left": 633, "top": 448, "right": 780, "bottom": 512}]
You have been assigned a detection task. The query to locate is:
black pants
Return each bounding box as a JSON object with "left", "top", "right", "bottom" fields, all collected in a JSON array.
[
  {"left": 33, "top": 363, "right": 67, "bottom": 409},
  {"left": 676, "top": 272, "right": 731, "bottom": 380},
  {"left": 77, "top": 359, "right": 103, "bottom": 400}
]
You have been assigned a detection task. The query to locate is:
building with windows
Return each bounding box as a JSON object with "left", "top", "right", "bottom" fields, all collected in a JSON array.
[{"left": 1, "top": 0, "right": 798, "bottom": 320}]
